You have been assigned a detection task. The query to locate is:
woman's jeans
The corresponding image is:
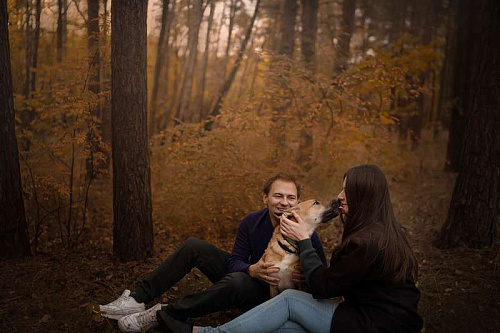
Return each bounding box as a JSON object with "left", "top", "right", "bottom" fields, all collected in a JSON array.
[{"left": 198, "top": 289, "right": 338, "bottom": 333}]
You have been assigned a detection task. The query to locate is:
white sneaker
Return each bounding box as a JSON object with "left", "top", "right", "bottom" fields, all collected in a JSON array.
[
  {"left": 99, "top": 290, "right": 145, "bottom": 320},
  {"left": 118, "top": 303, "right": 163, "bottom": 333}
]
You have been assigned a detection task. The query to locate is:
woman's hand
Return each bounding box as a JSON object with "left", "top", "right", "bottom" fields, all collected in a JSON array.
[{"left": 280, "top": 211, "right": 310, "bottom": 241}]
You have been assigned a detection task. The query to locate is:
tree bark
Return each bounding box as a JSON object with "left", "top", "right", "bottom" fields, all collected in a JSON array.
[
  {"left": 445, "top": 0, "right": 477, "bottom": 172},
  {"left": 177, "top": 0, "right": 202, "bottom": 122},
  {"left": 111, "top": 0, "right": 153, "bottom": 262},
  {"left": 100, "top": 0, "right": 112, "bottom": 151},
  {"left": 86, "top": 0, "right": 102, "bottom": 177},
  {"left": 435, "top": 0, "right": 500, "bottom": 248},
  {"left": 278, "top": 0, "right": 297, "bottom": 57},
  {"left": 205, "top": 0, "right": 261, "bottom": 129},
  {"left": 0, "top": 1, "right": 31, "bottom": 258},
  {"left": 57, "top": 0, "right": 67, "bottom": 62},
  {"left": 31, "top": 0, "right": 41, "bottom": 93},
  {"left": 194, "top": 0, "right": 215, "bottom": 121},
  {"left": 334, "top": 0, "right": 356, "bottom": 75},
  {"left": 150, "top": 0, "right": 170, "bottom": 137},
  {"left": 221, "top": 0, "right": 238, "bottom": 82},
  {"left": 435, "top": 2, "right": 455, "bottom": 139},
  {"left": 300, "top": 0, "right": 318, "bottom": 69}
]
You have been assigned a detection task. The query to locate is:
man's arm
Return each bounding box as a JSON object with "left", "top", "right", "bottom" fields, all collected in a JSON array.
[
  {"left": 228, "top": 214, "right": 280, "bottom": 285},
  {"left": 227, "top": 220, "right": 252, "bottom": 273}
]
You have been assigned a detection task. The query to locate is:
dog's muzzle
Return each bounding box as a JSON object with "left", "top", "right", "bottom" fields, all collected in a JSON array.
[{"left": 321, "top": 200, "right": 341, "bottom": 223}]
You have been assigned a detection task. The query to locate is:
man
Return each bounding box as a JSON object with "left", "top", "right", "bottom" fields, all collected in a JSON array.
[{"left": 100, "top": 174, "right": 327, "bottom": 332}]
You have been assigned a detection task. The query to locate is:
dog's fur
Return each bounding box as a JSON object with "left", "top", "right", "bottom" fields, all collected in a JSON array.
[{"left": 264, "top": 199, "right": 339, "bottom": 297}]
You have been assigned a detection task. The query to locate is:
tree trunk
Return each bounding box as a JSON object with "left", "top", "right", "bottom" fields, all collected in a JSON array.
[
  {"left": 297, "top": 0, "right": 318, "bottom": 170},
  {"left": 150, "top": 0, "right": 170, "bottom": 137},
  {"left": 177, "top": 0, "right": 202, "bottom": 122},
  {"left": 87, "top": 0, "right": 100, "bottom": 96},
  {"left": 237, "top": 37, "right": 253, "bottom": 98},
  {"left": 24, "top": 0, "right": 31, "bottom": 100},
  {"left": 278, "top": 0, "right": 298, "bottom": 57},
  {"left": 194, "top": 0, "right": 215, "bottom": 121},
  {"left": 435, "top": 0, "right": 500, "bottom": 248},
  {"left": 407, "top": 0, "right": 435, "bottom": 151},
  {"left": 0, "top": 1, "right": 31, "bottom": 258},
  {"left": 205, "top": 0, "right": 261, "bottom": 129},
  {"left": 334, "top": 0, "right": 356, "bottom": 75},
  {"left": 100, "top": 0, "right": 112, "bottom": 152},
  {"left": 221, "top": 0, "right": 238, "bottom": 82},
  {"left": 300, "top": 0, "right": 318, "bottom": 69},
  {"left": 31, "top": 0, "right": 41, "bottom": 93},
  {"left": 86, "top": 0, "right": 102, "bottom": 177},
  {"left": 435, "top": 3, "right": 455, "bottom": 139},
  {"left": 445, "top": 0, "right": 476, "bottom": 172},
  {"left": 57, "top": 0, "right": 67, "bottom": 62},
  {"left": 111, "top": 0, "right": 153, "bottom": 262}
]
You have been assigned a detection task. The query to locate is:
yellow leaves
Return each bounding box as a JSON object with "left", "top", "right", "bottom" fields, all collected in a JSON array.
[{"left": 380, "top": 112, "right": 398, "bottom": 126}]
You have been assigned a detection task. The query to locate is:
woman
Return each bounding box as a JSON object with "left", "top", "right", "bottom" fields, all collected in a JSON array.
[{"left": 158, "top": 165, "right": 424, "bottom": 333}]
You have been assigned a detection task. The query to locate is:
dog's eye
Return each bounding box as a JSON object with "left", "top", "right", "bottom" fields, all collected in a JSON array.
[{"left": 313, "top": 200, "right": 320, "bottom": 205}]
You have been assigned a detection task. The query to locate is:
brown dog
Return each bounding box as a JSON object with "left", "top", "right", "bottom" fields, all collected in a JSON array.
[{"left": 264, "top": 199, "right": 340, "bottom": 297}]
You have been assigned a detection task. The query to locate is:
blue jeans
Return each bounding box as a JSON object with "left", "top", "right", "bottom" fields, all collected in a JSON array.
[{"left": 198, "top": 289, "right": 338, "bottom": 333}]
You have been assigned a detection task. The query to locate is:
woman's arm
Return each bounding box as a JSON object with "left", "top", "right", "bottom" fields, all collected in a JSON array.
[{"left": 299, "top": 238, "right": 376, "bottom": 299}]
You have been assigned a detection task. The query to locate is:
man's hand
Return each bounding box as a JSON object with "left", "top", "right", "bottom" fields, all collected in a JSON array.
[{"left": 247, "top": 255, "right": 280, "bottom": 286}]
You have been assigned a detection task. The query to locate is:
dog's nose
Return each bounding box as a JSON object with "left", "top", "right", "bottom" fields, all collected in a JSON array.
[{"left": 330, "top": 199, "right": 340, "bottom": 208}]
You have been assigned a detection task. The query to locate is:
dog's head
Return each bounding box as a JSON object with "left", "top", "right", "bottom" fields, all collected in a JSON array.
[{"left": 281, "top": 199, "right": 340, "bottom": 232}]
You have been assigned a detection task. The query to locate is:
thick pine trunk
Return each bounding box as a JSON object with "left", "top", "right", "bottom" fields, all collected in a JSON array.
[
  {"left": 111, "top": 0, "right": 153, "bottom": 262},
  {"left": 435, "top": 0, "right": 500, "bottom": 248},
  {"left": 0, "top": 1, "right": 31, "bottom": 258}
]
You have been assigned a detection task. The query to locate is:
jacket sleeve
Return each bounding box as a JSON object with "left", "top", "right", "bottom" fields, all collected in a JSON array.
[
  {"left": 227, "top": 219, "right": 252, "bottom": 273},
  {"left": 310, "top": 231, "right": 327, "bottom": 266},
  {"left": 298, "top": 238, "right": 377, "bottom": 299}
]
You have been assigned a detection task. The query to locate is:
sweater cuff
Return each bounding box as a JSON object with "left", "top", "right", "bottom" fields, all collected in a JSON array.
[{"left": 298, "top": 238, "right": 324, "bottom": 283}]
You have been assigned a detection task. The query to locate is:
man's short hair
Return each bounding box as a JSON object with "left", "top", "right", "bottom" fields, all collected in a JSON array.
[{"left": 262, "top": 173, "right": 301, "bottom": 199}]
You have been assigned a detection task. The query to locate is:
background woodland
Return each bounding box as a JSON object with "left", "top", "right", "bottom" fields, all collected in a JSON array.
[{"left": 1, "top": 0, "right": 499, "bottom": 332}]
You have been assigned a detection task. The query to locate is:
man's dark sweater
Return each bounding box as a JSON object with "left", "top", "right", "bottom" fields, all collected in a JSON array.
[{"left": 228, "top": 208, "right": 327, "bottom": 274}]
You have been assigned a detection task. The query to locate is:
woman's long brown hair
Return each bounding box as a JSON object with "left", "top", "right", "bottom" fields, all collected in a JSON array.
[{"left": 338, "top": 165, "right": 418, "bottom": 282}]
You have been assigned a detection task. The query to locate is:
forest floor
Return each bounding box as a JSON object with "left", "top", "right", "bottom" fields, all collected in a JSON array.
[{"left": 1, "top": 168, "right": 499, "bottom": 333}]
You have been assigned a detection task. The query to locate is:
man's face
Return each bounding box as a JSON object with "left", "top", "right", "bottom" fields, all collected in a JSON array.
[{"left": 263, "top": 179, "right": 298, "bottom": 226}]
